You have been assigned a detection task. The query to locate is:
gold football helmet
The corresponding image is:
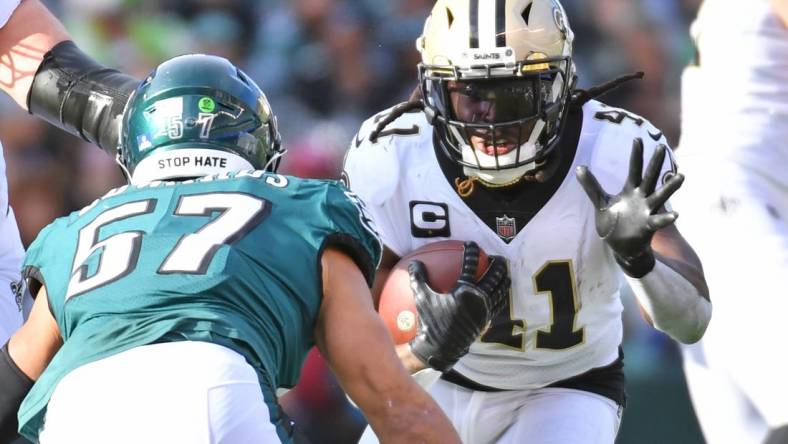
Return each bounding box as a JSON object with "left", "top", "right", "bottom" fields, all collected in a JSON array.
[{"left": 418, "top": 0, "right": 575, "bottom": 185}]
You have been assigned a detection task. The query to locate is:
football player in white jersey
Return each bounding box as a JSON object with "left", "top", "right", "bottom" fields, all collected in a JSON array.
[
  {"left": 675, "top": 1, "right": 788, "bottom": 443},
  {"left": 344, "top": 1, "right": 712, "bottom": 442},
  {"left": 0, "top": 2, "right": 139, "bottom": 440},
  {"left": 0, "top": 0, "right": 138, "bottom": 346},
  {"left": 0, "top": 0, "right": 68, "bottom": 347}
]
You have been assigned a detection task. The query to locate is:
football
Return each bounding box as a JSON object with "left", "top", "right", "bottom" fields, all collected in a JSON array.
[{"left": 378, "top": 240, "right": 489, "bottom": 344}]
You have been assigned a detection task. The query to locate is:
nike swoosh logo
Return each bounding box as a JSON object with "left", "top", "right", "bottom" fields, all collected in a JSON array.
[{"left": 648, "top": 130, "right": 663, "bottom": 142}]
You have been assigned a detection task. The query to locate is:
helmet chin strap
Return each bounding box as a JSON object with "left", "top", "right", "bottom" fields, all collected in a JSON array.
[{"left": 115, "top": 153, "right": 133, "bottom": 183}]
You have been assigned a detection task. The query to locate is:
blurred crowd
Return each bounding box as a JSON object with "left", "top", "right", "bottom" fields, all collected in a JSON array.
[{"left": 2, "top": 0, "right": 705, "bottom": 442}]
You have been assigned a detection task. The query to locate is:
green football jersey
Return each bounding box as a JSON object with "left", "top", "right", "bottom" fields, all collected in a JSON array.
[{"left": 17, "top": 170, "right": 381, "bottom": 440}]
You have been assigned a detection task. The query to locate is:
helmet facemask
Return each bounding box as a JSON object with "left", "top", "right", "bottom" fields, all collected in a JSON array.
[{"left": 421, "top": 55, "right": 573, "bottom": 185}]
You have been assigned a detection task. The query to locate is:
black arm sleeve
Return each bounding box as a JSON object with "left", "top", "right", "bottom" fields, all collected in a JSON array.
[
  {"left": 27, "top": 40, "right": 140, "bottom": 156},
  {"left": 0, "top": 343, "right": 34, "bottom": 442}
]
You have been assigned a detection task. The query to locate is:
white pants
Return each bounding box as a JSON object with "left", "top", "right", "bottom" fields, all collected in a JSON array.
[
  {"left": 673, "top": 158, "right": 788, "bottom": 439},
  {"left": 359, "top": 380, "right": 621, "bottom": 444},
  {"left": 39, "top": 341, "right": 282, "bottom": 444}
]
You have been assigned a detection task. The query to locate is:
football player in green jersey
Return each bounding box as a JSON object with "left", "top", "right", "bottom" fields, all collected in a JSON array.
[{"left": 0, "top": 54, "right": 509, "bottom": 443}]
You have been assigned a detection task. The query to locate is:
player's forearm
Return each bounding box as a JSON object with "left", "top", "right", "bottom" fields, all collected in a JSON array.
[
  {"left": 626, "top": 256, "right": 711, "bottom": 344},
  {"left": 27, "top": 40, "right": 139, "bottom": 156},
  {"left": 363, "top": 385, "right": 460, "bottom": 444},
  {"left": 0, "top": 0, "right": 69, "bottom": 108},
  {"left": 329, "top": 331, "right": 457, "bottom": 443}
]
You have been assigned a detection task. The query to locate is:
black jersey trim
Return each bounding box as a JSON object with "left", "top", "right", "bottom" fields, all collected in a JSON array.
[
  {"left": 321, "top": 234, "right": 377, "bottom": 288},
  {"left": 442, "top": 369, "right": 504, "bottom": 392},
  {"left": 441, "top": 347, "right": 626, "bottom": 407},
  {"left": 547, "top": 347, "right": 626, "bottom": 407},
  {"left": 21, "top": 265, "right": 53, "bottom": 317}
]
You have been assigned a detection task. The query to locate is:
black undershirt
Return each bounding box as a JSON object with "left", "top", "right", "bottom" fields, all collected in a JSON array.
[{"left": 433, "top": 107, "right": 627, "bottom": 407}]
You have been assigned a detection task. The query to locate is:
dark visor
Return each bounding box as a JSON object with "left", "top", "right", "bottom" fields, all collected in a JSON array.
[{"left": 446, "top": 76, "right": 552, "bottom": 124}]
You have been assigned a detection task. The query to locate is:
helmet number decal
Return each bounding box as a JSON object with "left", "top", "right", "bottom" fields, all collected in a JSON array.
[
  {"left": 197, "top": 113, "right": 216, "bottom": 139},
  {"left": 155, "top": 115, "right": 184, "bottom": 140},
  {"left": 154, "top": 113, "right": 216, "bottom": 140}
]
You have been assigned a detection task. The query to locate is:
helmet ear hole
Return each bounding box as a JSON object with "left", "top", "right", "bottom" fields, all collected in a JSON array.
[
  {"left": 446, "top": 7, "right": 454, "bottom": 27},
  {"left": 522, "top": 3, "right": 533, "bottom": 25}
]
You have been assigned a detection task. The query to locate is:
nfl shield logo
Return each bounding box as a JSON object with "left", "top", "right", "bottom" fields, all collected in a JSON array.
[{"left": 496, "top": 215, "right": 517, "bottom": 241}]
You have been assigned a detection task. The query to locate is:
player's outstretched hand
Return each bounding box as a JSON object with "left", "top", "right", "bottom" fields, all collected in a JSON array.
[
  {"left": 576, "top": 138, "right": 684, "bottom": 278},
  {"left": 408, "top": 242, "right": 510, "bottom": 373}
]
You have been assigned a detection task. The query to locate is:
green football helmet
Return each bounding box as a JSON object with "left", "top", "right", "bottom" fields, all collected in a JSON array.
[{"left": 120, "top": 54, "right": 283, "bottom": 183}]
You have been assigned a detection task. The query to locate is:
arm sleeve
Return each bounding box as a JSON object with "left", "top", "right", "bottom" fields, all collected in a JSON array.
[
  {"left": 341, "top": 116, "right": 411, "bottom": 256},
  {"left": 20, "top": 219, "right": 62, "bottom": 321}
]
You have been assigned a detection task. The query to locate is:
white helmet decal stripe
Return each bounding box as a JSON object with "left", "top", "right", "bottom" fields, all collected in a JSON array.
[{"left": 479, "top": 0, "right": 497, "bottom": 49}]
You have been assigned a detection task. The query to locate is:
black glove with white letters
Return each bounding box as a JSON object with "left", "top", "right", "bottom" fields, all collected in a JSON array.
[
  {"left": 408, "top": 242, "right": 510, "bottom": 373},
  {"left": 576, "top": 138, "right": 684, "bottom": 278}
]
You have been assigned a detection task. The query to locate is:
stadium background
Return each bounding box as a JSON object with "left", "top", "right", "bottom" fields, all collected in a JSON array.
[{"left": 1, "top": 0, "right": 706, "bottom": 442}]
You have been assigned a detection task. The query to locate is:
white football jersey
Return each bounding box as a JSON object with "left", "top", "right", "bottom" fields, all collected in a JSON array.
[
  {"left": 344, "top": 100, "right": 676, "bottom": 389},
  {"left": 0, "top": 0, "right": 25, "bottom": 283},
  {"left": 0, "top": 140, "right": 24, "bottom": 343},
  {"left": 680, "top": 0, "right": 788, "bottom": 186},
  {"left": 0, "top": 0, "right": 26, "bottom": 342},
  {"left": 0, "top": 0, "right": 21, "bottom": 29}
]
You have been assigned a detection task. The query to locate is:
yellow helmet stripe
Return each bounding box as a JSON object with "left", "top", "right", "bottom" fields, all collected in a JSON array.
[{"left": 479, "top": 0, "right": 496, "bottom": 48}]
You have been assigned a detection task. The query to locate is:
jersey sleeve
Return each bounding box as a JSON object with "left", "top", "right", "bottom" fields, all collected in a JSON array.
[
  {"left": 21, "top": 220, "right": 58, "bottom": 291},
  {"left": 342, "top": 108, "right": 414, "bottom": 256},
  {"left": 0, "top": 0, "right": 21, "bottom": 29},
  {"left": 322, "top": 182, "right": 383, "bottom": 287}
]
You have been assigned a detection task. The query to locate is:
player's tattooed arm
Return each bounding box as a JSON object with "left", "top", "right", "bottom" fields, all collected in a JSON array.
[
  {"left": 0, "top": 0, "right": 139, "bottom": 156},
  {"left": 577, "top": 138, "right": 711, "bottom": 343},
  {"left": 1, "top": 285, "right": 62, "bottom": 442},
  {"left": 0, "top": 0, "right": 68, "bottom": 108}
]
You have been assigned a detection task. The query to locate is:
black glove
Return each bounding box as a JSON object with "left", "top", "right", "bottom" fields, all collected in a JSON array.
[
  {"left": 409, "top": 242, "right": 510, "bottom": 372},
  {"left": 576, "top": 138, "right": 684, "bottom": 278}
]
